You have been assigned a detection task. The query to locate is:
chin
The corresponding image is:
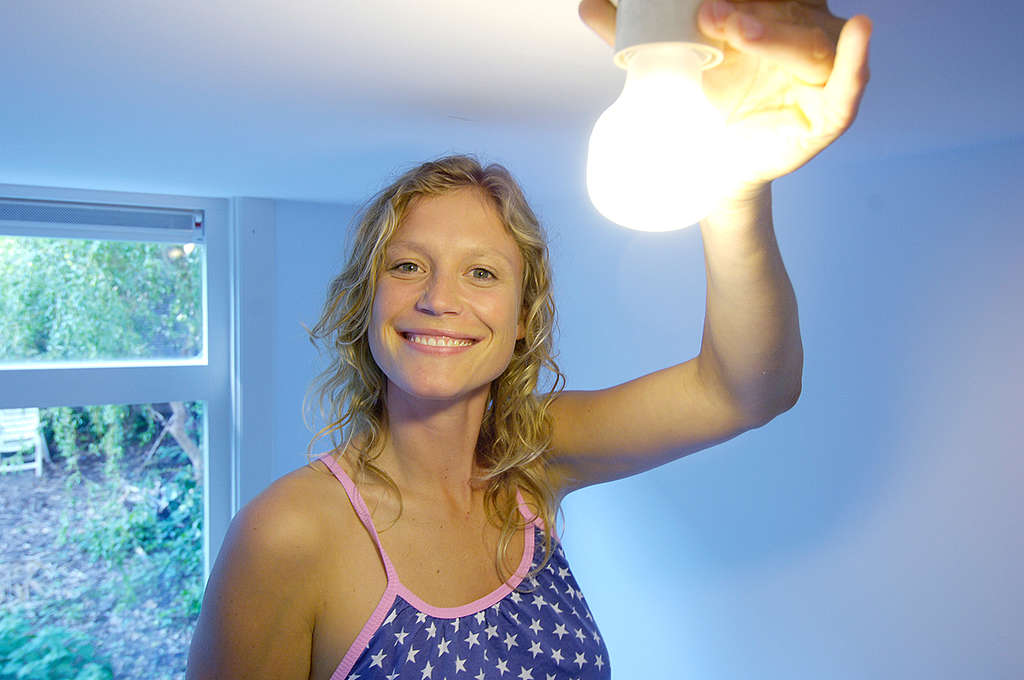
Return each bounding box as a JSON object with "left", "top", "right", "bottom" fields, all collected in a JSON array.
[{"left": 389, "top": 378, "right": 491, "bottom": 406}]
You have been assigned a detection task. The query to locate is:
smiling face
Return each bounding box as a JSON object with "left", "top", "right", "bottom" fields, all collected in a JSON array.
[{"left": 368, "top": 187, "right": 526, "bottom": 406}]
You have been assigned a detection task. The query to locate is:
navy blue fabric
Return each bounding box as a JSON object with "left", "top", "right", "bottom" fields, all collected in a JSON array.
[{"left": 344, "top": 525, "right": 611, "bottom": 680}]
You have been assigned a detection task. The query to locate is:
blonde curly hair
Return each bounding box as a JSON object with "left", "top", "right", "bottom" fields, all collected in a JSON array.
[{"left": 306, "top": 155, "right": 565, "bottom": 581}]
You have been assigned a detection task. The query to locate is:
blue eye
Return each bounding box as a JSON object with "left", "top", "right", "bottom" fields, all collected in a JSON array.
[
  {"left": 471, "top": 268, "right": 495, "bottom": 280},
  {"left": 393, "top": 262, "right": 420, "bottom": 273}
]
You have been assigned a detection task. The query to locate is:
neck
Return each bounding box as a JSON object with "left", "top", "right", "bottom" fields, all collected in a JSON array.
[{"left": 375, "top": 381, "right": 491, "bottom": 512}]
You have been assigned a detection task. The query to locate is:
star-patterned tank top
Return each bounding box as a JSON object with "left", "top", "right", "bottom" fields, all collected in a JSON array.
[{"left": 319, "top": 453, "right": 611, "bottom": 680}]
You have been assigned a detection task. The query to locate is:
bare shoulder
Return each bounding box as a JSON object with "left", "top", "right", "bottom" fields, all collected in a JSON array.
[
  {"left": 186, "top": 460, "right": 355, "bottom": 680},
  {"left": 240, "top": 461, "right": 348, "bottom": 547},
  {"left": 217, "top": 462, "right": 349, "bottom": 570}
]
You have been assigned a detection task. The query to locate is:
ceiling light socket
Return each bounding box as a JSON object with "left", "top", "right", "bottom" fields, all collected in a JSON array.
[{"left": 609, "top": 0, "right": 723, "bottom": 69}]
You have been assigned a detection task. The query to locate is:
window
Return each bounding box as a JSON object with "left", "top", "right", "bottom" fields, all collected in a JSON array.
[
  {"left": 1, "top": 400, "right": 204, "bottom": 677},
  {"left": 0, "top": 183, "right": 234, "bottom": 677},
  {"left": 0, "top": 234, "right": 204, "bottom": 363}
]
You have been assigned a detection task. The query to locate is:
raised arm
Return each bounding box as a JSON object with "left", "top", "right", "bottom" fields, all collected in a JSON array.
[{"left": 548, "top": 0, "right": 871, "bottom": 495}]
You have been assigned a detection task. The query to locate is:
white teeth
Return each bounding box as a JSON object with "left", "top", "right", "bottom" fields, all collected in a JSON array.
[{"left": 406, "top": 334, "right": 473, "bottom": 347}]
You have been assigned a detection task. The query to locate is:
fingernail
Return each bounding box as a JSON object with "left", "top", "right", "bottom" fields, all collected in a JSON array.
[
  {"left": 711, "top": 0, "right": 733, "bottom": 24},
  {"left": 738, "top": 13, "right": 764, "bottom": 40}
]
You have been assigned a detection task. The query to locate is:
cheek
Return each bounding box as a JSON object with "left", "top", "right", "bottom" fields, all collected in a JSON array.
[
  {"left": 367, "top": 291, "right": 393, "bottom": 366},
  {"left": 478, "top": 292, "right": 521, "bottom": 338}
]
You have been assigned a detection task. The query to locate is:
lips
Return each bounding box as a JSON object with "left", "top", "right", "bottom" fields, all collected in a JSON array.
[{"left": 399, "top": 330, "right": 480, "bottom": 348}]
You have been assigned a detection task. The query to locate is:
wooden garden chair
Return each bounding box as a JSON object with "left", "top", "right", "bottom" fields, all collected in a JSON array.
[{"left": 0, "top": 407, "right": 47, "bottom": 476}]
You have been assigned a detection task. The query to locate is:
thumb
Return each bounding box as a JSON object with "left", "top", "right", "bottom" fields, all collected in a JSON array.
[
  {"left": 822, "top": 14, "right": 872, "bottom": 134},
  {"left": 579, "top": 0, "right": 617, "bottom": 47}
]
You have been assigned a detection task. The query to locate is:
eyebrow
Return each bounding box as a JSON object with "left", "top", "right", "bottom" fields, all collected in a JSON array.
[{"left": 386, "top": 240, "right": 519, "bottom": 269}]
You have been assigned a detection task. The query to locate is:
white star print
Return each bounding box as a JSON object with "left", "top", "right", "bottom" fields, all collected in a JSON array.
[
  {"left": 348, "top": 543, "right": 610, "bottom": 679},
  {"left": 346, "top": 674, "right": 358, "bottom": 680}
]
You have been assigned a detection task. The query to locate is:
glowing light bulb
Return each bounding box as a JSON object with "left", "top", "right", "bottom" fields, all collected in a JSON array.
[{"left": 587, "top": 43, "right": 728, "bottom": 232}]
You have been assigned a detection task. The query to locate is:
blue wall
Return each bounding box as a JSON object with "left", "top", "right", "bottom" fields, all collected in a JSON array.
[{"left": 271, "top": 138, "right": 1024, "bottom": 677}]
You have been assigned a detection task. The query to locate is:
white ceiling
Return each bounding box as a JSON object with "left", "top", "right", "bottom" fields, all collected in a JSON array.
[{"left": 2, "top": 0, "right": 1021, "bottom": 206}]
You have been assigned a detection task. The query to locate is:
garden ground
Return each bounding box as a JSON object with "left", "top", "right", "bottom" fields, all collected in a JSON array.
[{"left": 0, "top": 453, "right": 196, "bottom": 679}]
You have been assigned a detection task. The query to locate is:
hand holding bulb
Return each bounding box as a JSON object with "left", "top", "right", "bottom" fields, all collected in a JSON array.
[{"left": 580, "top": 0, "right": 872, "bottom": 223}]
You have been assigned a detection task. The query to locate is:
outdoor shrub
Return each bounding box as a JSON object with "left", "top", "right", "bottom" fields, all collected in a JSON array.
[
  {"left": 0, "top": 612, "right": 113, "bottom": 680},
  {"left": 59, "top": 462, "right": 203, "bottom": 620},
  {"left": 84, "top": 404, "right": 127, "bottom": 473}
]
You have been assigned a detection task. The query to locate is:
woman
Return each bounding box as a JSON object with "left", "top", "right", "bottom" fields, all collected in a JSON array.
[{"left": 186, "top": 1, "right": 872, "bottom": 678}]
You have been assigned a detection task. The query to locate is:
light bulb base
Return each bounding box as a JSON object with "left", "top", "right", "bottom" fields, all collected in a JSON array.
[
  {"left": 615, "top": 41, "right": 721, "bottom": 70},
  {"left": 609, "top": 0, "right": 723, "bottom": 70}
]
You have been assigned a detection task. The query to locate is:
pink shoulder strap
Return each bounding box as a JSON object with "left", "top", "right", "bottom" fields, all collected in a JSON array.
[{"left": 318, "top": 453, "right": 398, "bottom": 583}]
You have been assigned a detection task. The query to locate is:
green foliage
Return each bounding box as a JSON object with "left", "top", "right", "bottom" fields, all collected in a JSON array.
[
  {"left": 0, "top": 236, "right": 202, "bottom": 362},
  {"left": 1, "top": 234, "right": 206, "bottom": 671},
  {"left": 54, "top": 437, "right": 204, "bottom": 621},
  {"left": 0, "top": 612, "right": 113, "bottom": 680},
  {"left": 41, "top": 405, "right": 136, "bottom": 484}
]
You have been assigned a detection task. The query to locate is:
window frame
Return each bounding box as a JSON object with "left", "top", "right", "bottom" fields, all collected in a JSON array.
[{"left": 0, "top": 181, "right": 235, "bottom": 579}]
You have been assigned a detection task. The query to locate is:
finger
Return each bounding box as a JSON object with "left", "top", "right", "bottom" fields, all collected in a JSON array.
[
  {"left": 821, "top": 14, "right": 872, "bottom": 133},
  {"left": 578, "top": 0, "right": 616, "bottom": 47},
  {"left": 697, "top": 0, "right": 839, "bottom": 85}
]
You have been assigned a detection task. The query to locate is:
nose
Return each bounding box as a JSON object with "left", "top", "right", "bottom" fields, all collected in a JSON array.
[{"left": 415, "top": 272, "right": 461, "bottom": 316}]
